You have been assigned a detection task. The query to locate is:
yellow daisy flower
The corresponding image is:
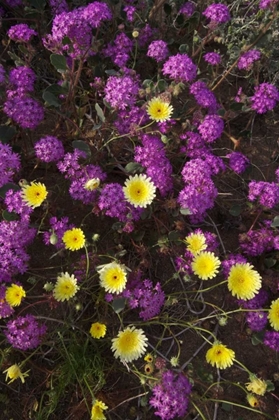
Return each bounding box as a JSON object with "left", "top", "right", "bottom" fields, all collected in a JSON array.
[
  {"left": 62, "top": 228, "right": 85, "bottom": 251},
  {"left": 111, "top": 326, "right": 148, "bottom": 363},
  {"left": 227, "top": 263, "right": 262, "bottom": 300},
  {"left": 84, "top": 178, "right": 100, "bottom": 191},
  {"left": 53, "top": 272, "right": 79, "bottom": 302},
  {"left": 247, "top": 393, "right": 260, "bottom": 408},
  {"left": 184, "top": 232, "right": 207, "bottom": 255},
  {"left": 191, "top": 251, "right": 221, "bottom": 280},
  {"left": 268, "top": 298, "right": 279, "bottom": 331},
  {"left": 246, "top": 375, "right": 267, "bottom": 396},
  {"left": 206, "top": 342, "right": 235, "bottom": 369},
  {"left": 98, "top": 262, "right": 127, "bottom": 294},
  {"left": 90, "top": 322, "right": 107, "bottom": 339},
  {"left": 21, "top": 181, "right": 48, "bottom": 208},
  {"left": 147, "top": 97, "right": 173, "bottom": 122},
  {"left": 144, "top": 353, "right": 154, "bottom": 363},
  {"left": 3, "top": 364, "right": 29, "bottom": 384},
  {"left": 5, "top": 284, "right": 26, "bottom": 307},
  {"left": 91, "top": 399, "right": 108, "bottom": 420},
  {"left": 123, "top": 174, "right": 156, "bottom": 208}
]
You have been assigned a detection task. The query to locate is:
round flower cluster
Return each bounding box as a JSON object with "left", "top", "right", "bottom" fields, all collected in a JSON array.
[
  {"left": 190, "top": 80, "right": 218, "bottom": 110},
  {"left": 198, "top": 114, "right": 224, "bottom": 143},
  {"left": 103, "top": 33, "right": 133, "bottom": 68},
  {"left": 104, "top": 74, "right": 139, "bottom": 110},
  {"left": 203, "top": 3, "right": 231, "bottom": 24},
  {"left": 227, "top": 151, "right": 249, "bottom": 174},
  {"left": 162, "top": 53, "right": 197, "bottom": 83},
  {"left": 248, "top": 180, "right": 279, "bottom": 208},
  {"left": 5, "top": 314, "right": 47, "bottom": 350},
  {"left": 35, "top": 136, "right": 65, "bottom": 162},
  {"left": 147, "top": 40, "right": 169, "bottom": 62},
  {"left": 237, "top": 49, "right": 261, "bottom": 70},
  {"left": 7, "top": 23, "right": 37, "bottom": 42},
  {"left": 204, "top": 52, "right": 221, "bottom": 65},
  {"left": 259, "top": 0, "right": 279, "bottom": 9},
  {"left": 179, "top": 1, "right": 196, "bottom": 17},
  {"left": 0, "top": 143, "right": 21, "bottom": 188},
  {"left": 9, "top": 66, "right": 36, "bottom": 93},
  {"left": 4, "top": 97, "right": 44, "bottom": 129},
  {"left": 250, "top": 83, "right": 279, "bottom": 114}
]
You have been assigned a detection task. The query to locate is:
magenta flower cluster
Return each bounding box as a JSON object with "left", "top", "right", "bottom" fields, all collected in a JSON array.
[
  {"left": 147, "top": 40, "right": 169, "bottom": 62},
  {"left": 104, "top": 73, "right": 139, "bottom": 110},
  {"left": 35, "top": 136, "right": 65, "bottom": 163},
  {"left": 203, "top": 3, "right": 231, "bottom": 24},
  {"left": 162, "top": 53, "right": 197, "bottom": 83},
  {"left": 237, "top": 49, "right": 261, "bottom": 70},
  {"left": 198, "top": 114, "right": 224, "bottom": 143},
  {"left": 103, "top": 33, "right": 133, "bottom": 68},
  {"left": 250, "top": 83, "right": 279, "bottom": 114},
  {"left": 8, "top": 23, "right": 37, "bottom": 42},
  {"left": 248, "top": 180, "right": 279, "bottom": 208},
  {"left": 5, "top": 314, "right": 47, "bottom": 350},
  {"left": 190, "top": 80, "right": 218, "bottom": 111}
]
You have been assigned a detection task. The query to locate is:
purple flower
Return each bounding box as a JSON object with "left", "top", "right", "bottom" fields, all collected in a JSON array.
[
  {"left": 49, "top": 0, "right": 69, "bottom": 15},
  {"left": 178, "top": 181, "right": 218, "bottom": 221},
  {"left": 198, "top": 114, "right": 224, "bottom": 143},
  {"left": 227, "top": 151, "right": 249, "bottom": 174},
  {"left": 9, "top": 66, "right": 36, "bottom": 93},
  {"left": 264, "top": 331, "right": 279, "bottom": 351},
  {"left": 135, "top": 134, "right": 173, "bottom": 196},
  {"left": 248, "top": 180, "right": 279, "bottom": 208},
  {"left": 162, "top": 53, "right": 197, "bottom": 83},
  {"left": 250, "top": 83, "right": 279, "bottom": 114},
  {"left": 180, "top": 131, "right": 208, "bottom": 158},
  {"left": 68, "top": 164, "right": 106, "bottom": 204},
  {"left": 204, "top": 52, "right": 221, "bottom": 65},
  {"left": 138, "top": 24, "right": 157, "bottom": 48},
  {"left": 43, "top": 216, "right": 74, "bottom": 250},
  {"left": 246, "top": 311, "right": 268, "bottom": 332},
  {"left": 4, "top": 96, "right": 44, "bottom": 129},
  {"left": 179, "top": 2, "right": 196, "bottom": 17},
  {"left": 259, "top": 0, "right": 279, "bottom": 9},
  {"left": 3, "top": 0, "right": 22, "bottom": 5},
  {"left": 222, "top": 254, "right": 248, "bottom": 278},
  {"left": 0, "top": 64, "right": 5, "bottom": 84},
  {"left": 103, "top": 33, "right": 133, "bottom": 68},
  {"left": 238, "top": 289, "right": 269, "bottom": 309},
  {"left": 203, "top": 3, "right": 230, "bottom": 24},
  {"left": 35, "top": 136, "right": 65, "bottom": 163},
  {"left": 114, "top": 106, "right": 149, "bottom": 135},
  {"left": 0, "top": 144, "right": 21, "bottom": 187},
  {"left": 57, "top": 149, "right": 86, "bottom": 179},
  {"left": 147, "top": 40, "right": 169, "bottom": 62},
  {"left": 104, "top": 74, "right": 139, "bottom": 109},
  {"left": 190, "top": 81, "right": 218, "bottom": 110},
  {"left": 7, "top": 23, "right": 37, "bottom": 42},
  {"left": 150, "top": 370, "right": 192, "bottom": 420},
  {"left": 237, "top": 50, "right": 261, "bottom": 70},
  {"left": 124, "top": 5, "right": 136, "bottom": 21},
  {"left": 4, "top": 190, "right": 33, "bottom": 222},
  {"left": 81, "top": 1, "right": 112, "bottom": 27},
  {"left": 0, "top": 285, "right": 14, "bottom": 318},
  {"left": 239, "top": 227, "right": 275, "bottom": 256},
  {"left": 5, "top": 314, "right": 47, "bottom": 350}
]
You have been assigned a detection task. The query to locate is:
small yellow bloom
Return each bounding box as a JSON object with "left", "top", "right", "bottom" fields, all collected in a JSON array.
[
  {"left": 184, "top": 232, "right": 207, "bottom": 255},
  {"left": 147, "top": 97, "right": 173, "bottom": 122},
  {"left": 98, "top": 262, "right": 127, "bottom": 294},
  {"left": 268, "top": 298, "right": 279, "bottom": 331},
  {"left": 21, "top": 182, "right": 48, "bottom": 208},
  {"left": 90, "top": 322, "right": 107, "bottom": 339},
  {"left": 5, "top": 284, "right": 26, "bottom": 307},
  {"left": 62, "top": 228, "right": 85, "bottom": 251},
  {"left": 3, "top": 364, "right": 29, "bottom": 384},
  {"left": 144, "top": 353, "right": 153, "bottom": 363},
  {"left": 111, "top": 326, "right": 148, "bottom": 363},
  {"left": 123, "top": 174, "right": 156, "bottom": 208},
  {"left": 84, "top": 178, "right": 100, "bottom": 191},
  {"left": 227, "top": 263, "right": 262, "bottom": 300},
  {"left": 144, "top": 363, "right": 154, "bottom": 375},
  {"left": 91, "top": 399, "right": 108, "bottom": 420},
  {"left": 191, "top": 251, "right": 221, "bottom": 280},
  {"left": 247, "top": 393, "right": 260, "bottom": 408},
  {"left": 246, "top": 376, "right": 267, "bottom": 396},
  {"left": 206, "top": 342, "right": 235, "bottom": 369},
  {"left": 53, "top": 272, "right": 79, "bottom": 302}
]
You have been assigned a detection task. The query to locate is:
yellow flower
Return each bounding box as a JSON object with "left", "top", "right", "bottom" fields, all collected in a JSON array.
[
  {"left": 206, "top": 342, "right": 235, "bottom": 369},
  {"left": 98, "top": 262, "right": 127, "bottom": 294},
  {"left": 227, "top": 263, "right": 262, "bottom": 300},
  {"left": 147, "top": 97, "right": 173, "bottom": 122},
  {"left": 53, "top": 272, "right": 79, "bottom": 302},
  {"left": 268, "top": 298, "right": 279, "bottom": 331},
  {"left": 90, "top": 322, "right": 107, "bottom": 339},
  {"left": 5, "top": 284, "right": 26, "bottom": 307},
  {"left": 184, "top": 232, "right": 207, "bottom": 255},
  {"left": 3, "top": 364, "right": 29, "bottom": 384},
  {"left": 91, "top": 399, "right": 108, "bottom": 420},
  {"left": 62, "top": 228, "right": 85, "bottom": 251},
  {"left": 246, "top": 376, "right": 267, "bottom": 396},
  {"left": 144, "top": 353, "right": 153, "bottom": 363},
  {"left": 111, "top": 326, "right": 148, "bottom": 363},
  {"left": 21, "top": 182, "right": 48, "bottom": 208},
  {"left": 247, "top": 393, "right": 260, "bottom": 408},
  {"left": 144, "top": 363, "right": 154, "bottom": 375},
  {"left": 191, "top": 251, "right": 221, "bottom": 280},
  {"left": 84, "top": 178, "right": 100, "bottom": 191},
  {"left": 123, "top": 174, "right": 156, "bottom": 208}
]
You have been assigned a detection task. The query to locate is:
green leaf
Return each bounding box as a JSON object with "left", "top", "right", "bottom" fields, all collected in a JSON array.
[
  {"left": 2, "top": 210, "right": 18, "bottom": 221},
  {"left": 179, "top": 44, "right": 189, "bottom": 53},
  {"left": 27, "top": 0, "right": 46, "bottom": 9},
  {"left": 251, "top": 331, "right": 265, "bottom": 346},
  {"left": 264, "top": 257, "right": 276, "bottom": 268},
  {"left": 42, "top": 91, "right": 61, "bottom": 107},
  {"left": 157, "top": 79, "right": 168, "bottom": 92},
  {"left": 266, "top": 380, "right": 275, "bottom": 392},
  {"left": 50, "top": 54, "right": 67, "bottom": 73},
  {"left": 142, "top": 79, "right": 154, "bottom": 89},
  {"left": 124, "top": 162, "right": 143, "bottom": 174},
  {"left": 95, "top": 103, "right": 106, "bottom": 122},
  {"left": 230, "top": 102, "right": 244, "bottom": 111},
  {"left": 271, "top": 215, "right": 279, "bottom": 227},
  {"left": 44, "top": 84, "right": 68, "bottom": 96},
  {"left": 229, "top": 204, "right": 242, "bottom": 216},
  {"left": 221, "top": 402, "right": 232, "bottom": 412},
  {"left": 111, "top": 297, "right": 126, "bottom": 314},
  {"left": 0, "top": 183, "right": 20, "bottom": 198},
  {"left": 0, "top": 126, "right": 17, "bottom": 143},
  {"left": 72, "top": 140, "right": 91, "bottom": 158}
]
